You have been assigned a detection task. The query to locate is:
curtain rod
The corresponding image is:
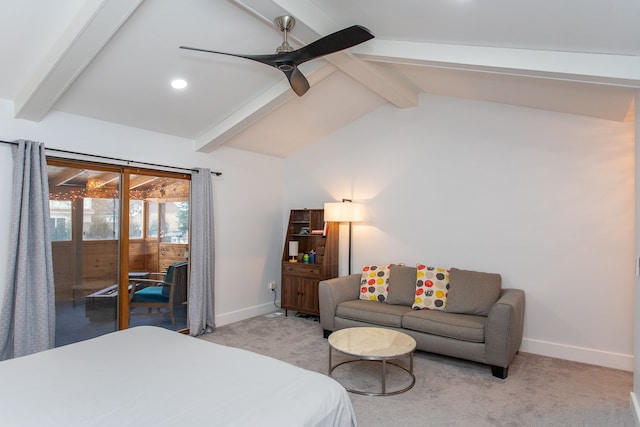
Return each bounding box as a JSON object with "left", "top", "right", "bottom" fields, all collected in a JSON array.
[{"left": 0, "top": 140, "right": 222, "bottom": 176}]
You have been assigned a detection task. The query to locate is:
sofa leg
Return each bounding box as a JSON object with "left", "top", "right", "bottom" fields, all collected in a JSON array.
[
  {"left": 323, "top": 329, "right": 332, "bottom": 339},
  {"left": 491, "top": 365, "right": 508, "bottom": 379}
]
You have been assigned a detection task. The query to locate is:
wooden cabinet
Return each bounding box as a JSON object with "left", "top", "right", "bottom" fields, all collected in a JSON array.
[
  {"left": 281, "top": 209, "right": 338, "bottom": 316},
  {"left": 281, "top": 276, "right": 319, "bottom": 315}
]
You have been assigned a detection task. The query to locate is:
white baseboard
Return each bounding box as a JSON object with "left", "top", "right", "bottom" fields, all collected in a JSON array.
[
  {"left": 214, "top": 301, "right": 281, "bottom": 327},
  {"left": 520, "top": 337, "right": 633, "bottom": 371},
  {"left": 631, "top": 392, "right": 640, "bottom": 427}
]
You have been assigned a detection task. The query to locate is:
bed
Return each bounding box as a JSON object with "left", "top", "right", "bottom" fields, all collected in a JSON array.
[{"left": 0, "top": 326, "right": 357, "bottom": 426}]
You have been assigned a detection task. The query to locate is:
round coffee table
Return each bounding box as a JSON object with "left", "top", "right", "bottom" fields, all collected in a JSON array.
[{"left": 328, "top": 327, "right": 416, "bottom": 396}]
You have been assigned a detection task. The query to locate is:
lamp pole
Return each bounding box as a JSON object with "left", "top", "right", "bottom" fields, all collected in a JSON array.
[
  {"left": 348, "top": 220, "right": 353, "bottom": 275},
  {"left": 340, "top": 199, "right": 353, "bottom": 275}
]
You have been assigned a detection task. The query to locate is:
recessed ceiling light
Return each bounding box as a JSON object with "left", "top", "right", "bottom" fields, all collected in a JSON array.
[{"left": 171, "top": 79, "right": 187, "bottom": 89}]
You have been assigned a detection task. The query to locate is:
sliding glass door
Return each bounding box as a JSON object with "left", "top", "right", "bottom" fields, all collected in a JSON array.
[
  {"left": 127, "top": 172, "right": 191, "bottom": 330},
  {"left": 49, "top": 165, "right": 121, "bottom": 346},
  {"left": 48, "top": 160, "right": 191, "bottom": 347}
]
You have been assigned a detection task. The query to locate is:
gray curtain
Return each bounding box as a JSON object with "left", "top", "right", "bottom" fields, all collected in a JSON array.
[
  {"left": 0, "top": 140, "right": 55, "bottom": 360},
  {"left": 188, "top": 168, "right": 215, "bottom": 335}
]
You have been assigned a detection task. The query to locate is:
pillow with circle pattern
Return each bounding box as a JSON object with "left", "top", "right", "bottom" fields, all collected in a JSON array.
[
  {"left": 412, "top": 264, "right": 450, "bottom": 310},
  {"left": 359, "top": 264, "right": 391, "bottom": 302}
]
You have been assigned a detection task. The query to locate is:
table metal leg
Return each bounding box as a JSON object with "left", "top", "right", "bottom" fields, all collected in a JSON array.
[
  {"left": 328, "top": 349, "right": 416, "bottom": 396},
  {"left": 410, "top": 352, "right": 414, "bottom": 375},
  {"left": 382, "top": 359, "right": 386, "bottom": 394}
]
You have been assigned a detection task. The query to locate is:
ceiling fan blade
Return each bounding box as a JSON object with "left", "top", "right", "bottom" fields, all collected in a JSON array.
[
  {"left": 182, "top": 45, "right": 308, "bottom": 95},
  {"left": 283, "top": 67, "right": 310, "bottom": 97},
  {"left": 292, "top": 25, "right": 374, "bottom": 65},
  {"left": 180, "top": 46, "right": 286, "bottom": 69},
  {"left": 179, "top": 24, "right": 373, "bottom": 97}
]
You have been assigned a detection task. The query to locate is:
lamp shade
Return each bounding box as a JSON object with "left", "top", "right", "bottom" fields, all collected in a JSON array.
[
  {"left": 324, "top": 201, "right": 364, "bottom": 222},
  {"left": 289, "top": 241, "right": 299, "bottom": 256}
]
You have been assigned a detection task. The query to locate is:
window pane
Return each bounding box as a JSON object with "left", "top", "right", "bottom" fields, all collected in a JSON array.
[
  {"left": 83, "top": 198, "right": 119, "bottom": 240},
  {"left": 129, "top": 200, "right": 143, "bottom": 239},
  {"left": 161, "top": 202, "right": 189, "bottom": 243},
  {"left": 147, "top": 201, "right": 158, "bottom": 238},
  {"left": 50, "top": 200, "right": 72, "bottom": 241},
  {"left": 47, "top": 164, "right": 119, "bottom": 348}
]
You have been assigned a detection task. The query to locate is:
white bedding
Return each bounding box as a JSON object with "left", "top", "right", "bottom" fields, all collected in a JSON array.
[{"left": 0, "top": 326, "right": 356, "bottom": 426}]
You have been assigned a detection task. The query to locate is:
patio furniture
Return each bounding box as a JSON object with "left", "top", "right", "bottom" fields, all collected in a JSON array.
[{"left": 129, "top": 262, "right": 188, "bottom": 325}]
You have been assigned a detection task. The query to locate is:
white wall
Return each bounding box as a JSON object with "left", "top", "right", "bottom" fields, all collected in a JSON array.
[
  {"left": 0, "top": 99, "right": 284, "bottom": 326},
  {"left": 0, "top": 91, "right": 634, "bottom": 371},
  {"left": 285, "top": 93, "right": 635, "bottom": 371},
  {"left": 631, "top": 89, "right": 640, "bottom": 423}
]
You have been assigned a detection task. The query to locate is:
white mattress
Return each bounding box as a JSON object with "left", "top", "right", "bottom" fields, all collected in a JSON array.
[{"left": 0, "top": 326, "right": 357, "bottom": 426}]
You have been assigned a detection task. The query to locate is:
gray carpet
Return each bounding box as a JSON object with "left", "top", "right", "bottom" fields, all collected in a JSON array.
[{"left": 198, "top": 312, "right": 634, "bottom": 427}]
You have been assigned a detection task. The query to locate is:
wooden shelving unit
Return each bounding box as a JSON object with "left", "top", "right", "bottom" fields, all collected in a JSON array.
[{"left": 281, "top": 209, "right": 339, "bottom": 316}]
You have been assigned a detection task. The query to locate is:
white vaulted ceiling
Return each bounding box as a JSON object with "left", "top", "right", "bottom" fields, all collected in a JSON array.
[{"left": 1, "top": 0, "right": 638, "bottom": 157}]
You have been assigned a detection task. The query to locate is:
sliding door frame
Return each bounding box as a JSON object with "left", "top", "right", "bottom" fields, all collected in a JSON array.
[{"left": 47, "top": 158, "right": 191, "bottom": 331}]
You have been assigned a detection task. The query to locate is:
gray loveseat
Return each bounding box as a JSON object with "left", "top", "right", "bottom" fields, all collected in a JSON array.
[{"left": 318, "top": 265, "right": 525, "bottom": 378}]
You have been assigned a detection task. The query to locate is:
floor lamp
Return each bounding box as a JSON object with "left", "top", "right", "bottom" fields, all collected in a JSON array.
[{"left": 323, "top": 199, "right": 364, "bottom": 275}]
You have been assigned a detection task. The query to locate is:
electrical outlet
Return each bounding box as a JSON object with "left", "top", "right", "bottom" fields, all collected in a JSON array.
[{"left": 268, "top": 281, "right": 277, "bottom": 291}]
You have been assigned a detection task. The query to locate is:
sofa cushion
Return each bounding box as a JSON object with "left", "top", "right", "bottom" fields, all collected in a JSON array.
[
  {"left": 402, "top": 309, "right": 486, "bottom": 343},
  {"left": 445, "top": 268, "right": 502, "bottom": 316},
  {"left": 336, "top": 300, "right": 412, "bottom": 328},
  {"left": 359, "top": 264, "right": 391, "bottom": 302},
  {"left": 412, "top": 264, "right": 450, "bottom": 311},
  {"left": 386, "top": 265, "right": 417, "bottom": 306}
]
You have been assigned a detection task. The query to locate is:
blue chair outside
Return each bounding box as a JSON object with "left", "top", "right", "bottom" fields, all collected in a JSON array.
[{"left": 129, "top": 262, "right": 188, "bottom": 325}]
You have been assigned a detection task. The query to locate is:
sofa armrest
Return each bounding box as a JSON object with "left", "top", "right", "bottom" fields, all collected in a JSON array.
[
  {"left": 318, "top": 274, "right": 361, "bottom": 332},
  {"left": 484, "top": 288, "right": 525, "bottom": 371}
]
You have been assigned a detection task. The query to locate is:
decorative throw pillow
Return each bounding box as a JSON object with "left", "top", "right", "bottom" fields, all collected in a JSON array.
[
  {"left": 359, "top": 264, "right": 391, "bottom": 302},
  {"left": 445, "top": 268, "right": 502, "bottom": 316},
  {"left": 412, "top": 264, "right": 449, "bottom": 311},
  {"left": 386, "top": 265, "right": 417, "bottom": 305}
]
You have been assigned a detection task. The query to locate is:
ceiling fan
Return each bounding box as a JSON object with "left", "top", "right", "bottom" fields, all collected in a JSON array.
[{"left": 179, "top": 16, "right": 374, "bottom": 97}]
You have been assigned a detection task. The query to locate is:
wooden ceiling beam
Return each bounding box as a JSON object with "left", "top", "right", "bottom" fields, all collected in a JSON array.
[
  {"left": 270, "top": 0, "right": 419, "bottom": 108},
  {"left": 14, "top": 0, "right": 143, "bottom": 121},
  {"left": 195, "top": 62, "right": 335, "bottom": 153},
  {"left": 129, "top": 175, "right": 158, "bottom": 190},
  {"left": 195, "top": 0, "right": 418, "bottom": 153},
  {"left": 355, "top": 39, "right": 640, "bottom": 89},
  {"left": 50, "top": 170, "right": 87, "bottom": 187}
]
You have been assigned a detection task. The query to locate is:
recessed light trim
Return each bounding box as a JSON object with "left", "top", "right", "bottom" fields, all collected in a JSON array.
[{"left": 171, "top": 79, "right": 188, "bottom": 89}]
